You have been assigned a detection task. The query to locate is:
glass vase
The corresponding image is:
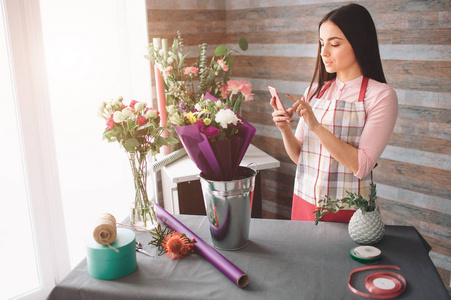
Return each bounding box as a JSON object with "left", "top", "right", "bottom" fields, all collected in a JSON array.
[{"left": 128, "top": 151, "right": 157, "bottom": 230}]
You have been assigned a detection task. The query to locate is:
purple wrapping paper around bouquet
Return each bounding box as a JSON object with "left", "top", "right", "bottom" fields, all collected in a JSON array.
[
  {"left": 174, "top": 93, "right": 256, "bottom": 181},
  {"left": 155, "top": 204, "right": 249, "bottom": 288}
]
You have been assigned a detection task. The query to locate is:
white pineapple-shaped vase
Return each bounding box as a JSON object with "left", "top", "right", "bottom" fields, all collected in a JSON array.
[{"left": 348, "top": 209, "right": 385, "bottom": 244}]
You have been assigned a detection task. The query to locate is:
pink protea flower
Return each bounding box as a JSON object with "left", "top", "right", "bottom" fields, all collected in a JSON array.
[
  {"left": 217, "top": 59, "right": 228, "bottom": 71},
  {"left": 184, "top": 67, "right": 199, "bottom": 77},
  {"left": 163, "top": 66, "right": 173, "bottom": 77},
  {"left": 162, "top": 232, "right": 191, "bottom": 260}
]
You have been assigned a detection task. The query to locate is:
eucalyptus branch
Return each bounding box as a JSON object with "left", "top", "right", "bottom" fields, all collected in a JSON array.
[{"left": 198, "top": 43, "right": 208, "bottom": 93}]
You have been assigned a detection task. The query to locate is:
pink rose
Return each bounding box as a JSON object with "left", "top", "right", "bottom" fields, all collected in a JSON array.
[
  {"left": 217, "top": 59, "right": 229, "bottom": 72},
  {"left": 163, "top": 66, "right": 173, "bottom": 77},
  {"left": 137, "top": 116, "right": 147, "bottom": 126},
  {"left": 129, "top": 100, "right": 138, "bottom": 108},
  {"left": 106, "top": 118, "right": 115, "bottom": 129},
  {"left": 184, "top": 67, "right": 199, "bottom": 77}
]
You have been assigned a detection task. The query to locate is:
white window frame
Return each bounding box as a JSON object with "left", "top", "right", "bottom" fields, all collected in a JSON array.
[{"left": 4, "top": 0, "right": 70, "bottom": 298}]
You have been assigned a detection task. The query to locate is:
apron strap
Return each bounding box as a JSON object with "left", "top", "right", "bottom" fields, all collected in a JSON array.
[
  {"left": 358, "top": 77, "right": 369, "bottom": 102},
  {"left": 318, "top": 80, "right": 334, "bottom": 98}
]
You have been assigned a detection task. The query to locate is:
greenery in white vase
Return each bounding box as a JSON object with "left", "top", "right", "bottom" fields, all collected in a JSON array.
[{"left": 314, "top": 183, "right": 377, "bottom": 225}]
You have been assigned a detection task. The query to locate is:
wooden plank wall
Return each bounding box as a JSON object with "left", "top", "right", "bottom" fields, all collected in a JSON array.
[{"left": 146, "top": 0, "right": 450, "bottom": 291}]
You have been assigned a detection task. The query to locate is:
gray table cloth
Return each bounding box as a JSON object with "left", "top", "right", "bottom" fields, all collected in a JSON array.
[{"left": 48, "top": 215, "right": 448, "bottom": 299}]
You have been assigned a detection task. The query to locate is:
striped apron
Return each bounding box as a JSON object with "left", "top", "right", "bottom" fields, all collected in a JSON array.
[{"left": 292, "top": 77, "right": 372, "bottom": 222}]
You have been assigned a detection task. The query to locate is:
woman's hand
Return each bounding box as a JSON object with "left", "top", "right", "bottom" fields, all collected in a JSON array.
[
  {"left": 270, "top": 96, "right": 294, "bottom": 130},
  {"left": 270, "top": 95, "right": 302, "bottom": 164},
  {"left": 286, "top": 94, "right": 321, "bottom": 132}
]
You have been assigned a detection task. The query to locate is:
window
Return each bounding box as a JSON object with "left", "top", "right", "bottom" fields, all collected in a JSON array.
[
  {"left": 39, "top": 0, "right": 151, "bottom": 268},
  {"left": 1, "top": 0, "right": 150, "bottom": 298},
  {"left": 1, "top": 0, "right": 69, "bottom": 299}
]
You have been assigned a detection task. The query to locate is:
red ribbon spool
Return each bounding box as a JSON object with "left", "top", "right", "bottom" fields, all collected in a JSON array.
[{"left": 348, "top": 265, "right": 407, "bottom": 299}]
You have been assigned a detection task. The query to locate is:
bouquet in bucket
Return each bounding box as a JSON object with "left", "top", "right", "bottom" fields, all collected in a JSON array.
[{"left": 169, "top": 93, "right": 256, "bottom": 181}]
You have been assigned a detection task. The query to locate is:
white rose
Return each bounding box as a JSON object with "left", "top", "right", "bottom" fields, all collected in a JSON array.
[
  {"left": 194, "top": 103, "right": 202, "bottom": 111},
  {"left": 215, "top": 109, "right": 239, "bottom": 129},
  {"left": 167, "top": 105, "right": 177, "bottom": 115},
  {"left": 113, "top": 111, "right": 127, "bottom": 123},
  {"left": 146, "top": 109, "right": 158, "bottom": 119},
  {"left": 122, "top": 107, "right": 133, "bottom": 118},
  {"left": 135, "top": 102, "right": 146, "bottom": 112},
  {"left": 167, "top": 57, "right": 174, "bottom": 64}
]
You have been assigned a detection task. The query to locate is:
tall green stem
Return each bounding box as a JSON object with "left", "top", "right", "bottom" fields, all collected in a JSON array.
[{"left": 128, "top": 151, "right": 156, "bottom": 228}]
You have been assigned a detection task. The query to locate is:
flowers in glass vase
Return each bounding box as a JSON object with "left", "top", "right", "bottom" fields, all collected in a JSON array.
[
  {"left": 145, "top": 32, "right": 254, "bottom": 116},
  {"left": 98, "top": 97, "right": 178, "bottom": 229}
]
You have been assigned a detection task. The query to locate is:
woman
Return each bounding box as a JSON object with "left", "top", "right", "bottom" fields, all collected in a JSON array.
[{"left": 271, "top": 4, "right": 398, "bottom": 222}]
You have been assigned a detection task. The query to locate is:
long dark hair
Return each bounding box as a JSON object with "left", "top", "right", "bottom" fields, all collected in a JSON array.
[{"left": 308, "top": 4, "right": 386, "bottom": 100}]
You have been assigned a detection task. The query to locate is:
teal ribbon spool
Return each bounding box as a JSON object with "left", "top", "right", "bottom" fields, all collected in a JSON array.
[{"left": 87, "top": 227, "right": 137, "bottom": 280}]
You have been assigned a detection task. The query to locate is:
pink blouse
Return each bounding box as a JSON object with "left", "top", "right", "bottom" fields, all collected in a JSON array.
[{"left": 294, "top": 76, "right": 398, "bottom": 179}]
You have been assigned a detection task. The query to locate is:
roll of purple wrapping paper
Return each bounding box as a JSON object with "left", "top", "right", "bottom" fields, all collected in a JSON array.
[{"left": 155, "top": 203, "right": 249, "bottom": 288}]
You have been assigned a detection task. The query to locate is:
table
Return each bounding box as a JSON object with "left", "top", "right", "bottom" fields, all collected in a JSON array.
[
  {"left": 160, "top": 144, "right": 280, "bottom": 217},
  {"left": 48, "top": 215, "right": 449, "bottom": 300}
]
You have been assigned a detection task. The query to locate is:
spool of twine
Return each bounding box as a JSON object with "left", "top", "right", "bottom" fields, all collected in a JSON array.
[{"left": 93, "top": 213, "right": 119, "bottom": 252}]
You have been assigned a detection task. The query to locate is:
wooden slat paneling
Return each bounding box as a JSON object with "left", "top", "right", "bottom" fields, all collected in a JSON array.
[
  {"left": 374, "top": 158, "right": 450, "bottom": 199},
  {"left": 389, "top": 133, "right": 451, "bottom": 155}
]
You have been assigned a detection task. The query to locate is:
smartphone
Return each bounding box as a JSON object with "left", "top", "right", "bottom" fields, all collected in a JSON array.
[{"left": 268, "top": 86, "right": 286, "bottom": 111}]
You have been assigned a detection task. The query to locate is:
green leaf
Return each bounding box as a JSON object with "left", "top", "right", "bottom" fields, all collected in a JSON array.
[
  {"left": 154, "top": 135, "right": 168, "bottom": 147},
  {"left": 127, "top": 119, "right": 136, "bottom": 129},
  {"left": 165, "top": 137, "right": 179, "bottom": 145},
  {"left": 138, "top": 123, "right": 154, "bottom": 130},
  {"left": 124, "top": 138, "right": 139, "bottom": 152},
  {"left": 238, "top": 38, "right": 248, "bottom": 51},
  {"left": 214, "top": 45, "right": 228, "bottom": 57}
]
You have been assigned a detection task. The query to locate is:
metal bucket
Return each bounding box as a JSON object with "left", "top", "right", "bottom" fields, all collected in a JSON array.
[{"left": 199, "top": 166, "right": 256, "bottom": 250}]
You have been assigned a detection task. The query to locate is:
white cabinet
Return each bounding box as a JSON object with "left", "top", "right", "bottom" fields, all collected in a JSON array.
[{"left": 161, "top": 144, "right": 280, "bottom": 215}]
